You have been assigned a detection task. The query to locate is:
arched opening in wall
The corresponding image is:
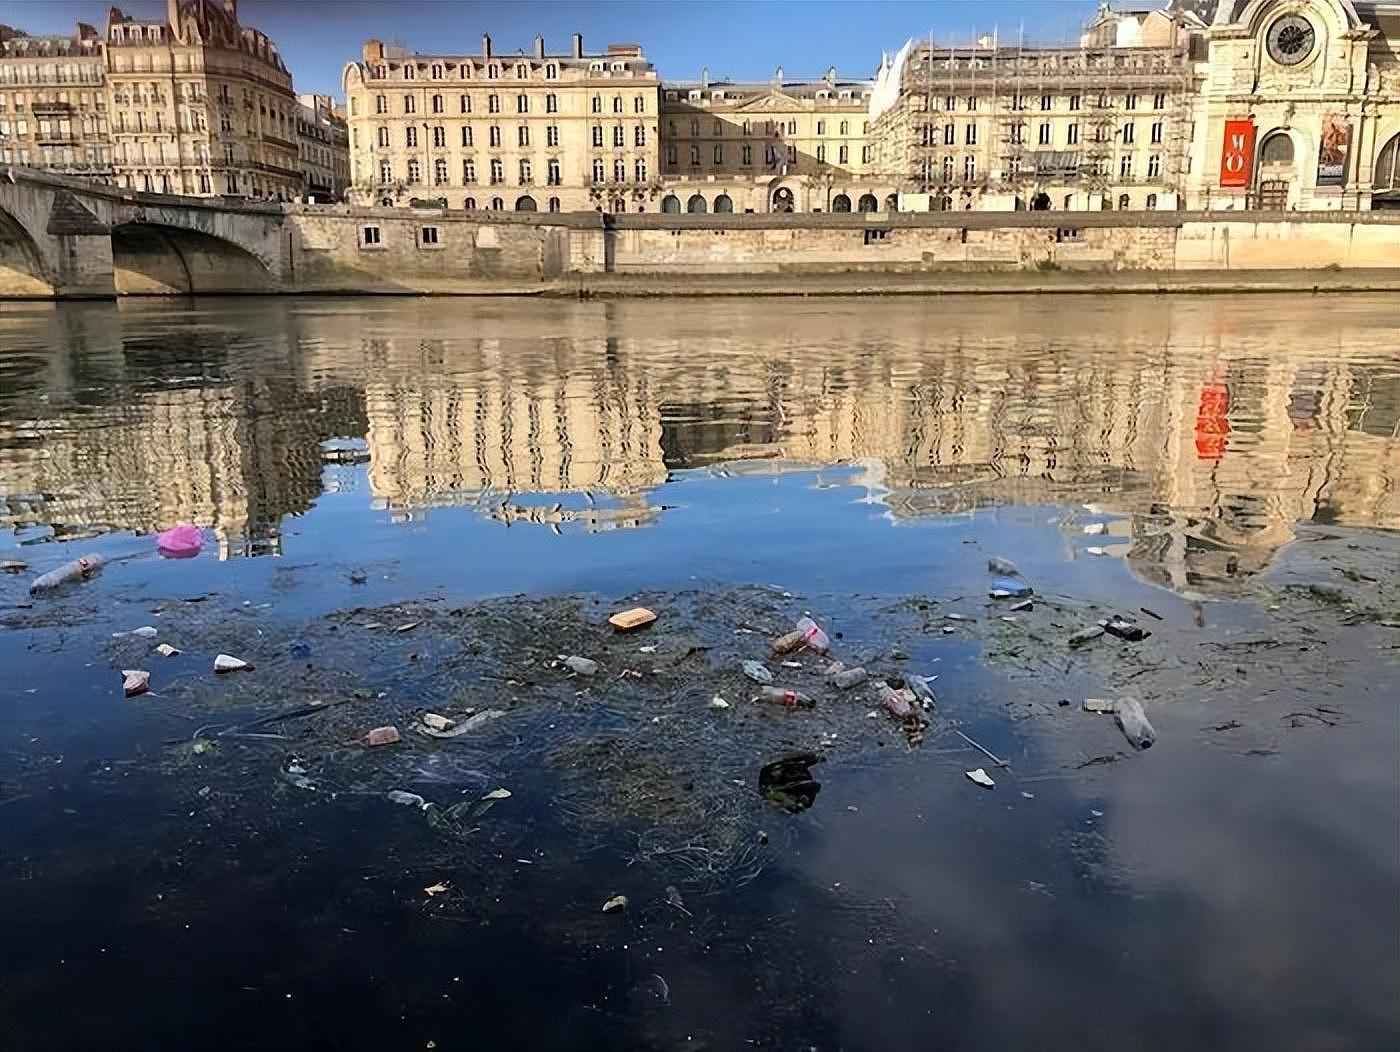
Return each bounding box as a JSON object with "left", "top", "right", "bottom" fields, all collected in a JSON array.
[
  {"left": 1118, "top": 193, "right": 1131, "bottom": 210},
  {"left": 1256, "top": 131, "right": 1296, "bottom": 209},
  {"left": 515, "top": 195, "right": 537, "bottom": 211},
  {"left": 1146, "top": 193, "right": 1159, "bottom": 210},
  {"left": 857, "top": 193, "right": 878, "bottom": 213},
  {"left": 713, "top": 194, "right": 733, "bottom": 213},
  {"left": 771, "top": 187, "right": 795, "bottom": 213},
  {"left": 831, "top": 193, "right": 851, "bottom": 212},
  {"left": 490, "top": 197, "right": 504, "bottom": 210},
  {"left": 0, "top": 207, "right": 52, "bottom": 297},
  {"left": 686, "top": 194, "right": 707, "bottom": 214},
  {"left": 940, "top": 195, "right": 954, "bottom": 211},
  {"left": 884, "top": 193, "right": 899, "bottom": 212},
  {"left": 1372, "top": 133, "right": 1400, "bottom": 209},
  {"left": 661, "top": 194, "right": 681, "bottom": 213},
  {"left": 111, "top": 222, "right": 273, "bottom": 295},
  {"left": 464, "top": 197, "right": 478, "bottom": 210}
]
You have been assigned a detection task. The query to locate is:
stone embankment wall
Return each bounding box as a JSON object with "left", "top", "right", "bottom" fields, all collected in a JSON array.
[{"left": 278, "top": 207, "right": 1400, "bottom": 295}]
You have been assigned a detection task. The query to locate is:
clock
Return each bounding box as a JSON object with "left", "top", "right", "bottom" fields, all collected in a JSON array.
[{"left": 1266, "top": 14, "right": 1316, "bottom": 66}]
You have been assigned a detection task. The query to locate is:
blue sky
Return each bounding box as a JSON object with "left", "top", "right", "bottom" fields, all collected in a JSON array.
[{"left": 9, "top": 1, "right": 1110, "bottom": 97}]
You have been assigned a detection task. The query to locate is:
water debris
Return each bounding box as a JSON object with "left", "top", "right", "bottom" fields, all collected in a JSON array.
[
  {"left": 990, "top": 577, "right": 1033, "bottom": 599},
  {"left": 482, "top": 788, "right": 512, "bottom": 801},
  {"left": 908, "top": 674, "right": 937, "bottom": 711},
  {"left": 757, "top": 686, "right": 815, "bottom": 709},
  {"left": 878, "top": 684, "right": 915, "bottom": 719},
  {"left": 955, "top": 728, "right": 1008, "bottom": 768},
  {"left": 795, "top": 616, "right": 831, "bottom": 654},
  {"left": 770, "top": 630, "right": 805, "bottom": 656},
  {"left": 364, "top": 725, "right": 401, "bottom": 747},
  {"left": 741, "top": 660, "right": 773, "bottom": 685},
  {"left": 944, "top": 612, "right": 973, "bottom": 622},
  {"left": 1068, "top": 626, "right": 1105, "bottom": 647},
  {"left": 1306, "top": 582, "right": 1345, "bottom": 602},
  {"left": 387, "top": 790, "right": 428, "bottom": 809},
  {"left": 113, "top": 626, "right": 159, "bottom": 639},
  {"left": 1140, "top": 607, "right": 1164, "bottom": 621},
  {"left": 664, "top": 885, "right": 691, "bottom": 917},
  {"left": 648, "top": 973, "right": 671, "bottom": 1005},
  {"left": 709, "top": 696, "right": 731, "bottom": 710},
  {"left": 0, "top": 559, "right": 28, "bottom": 573},
  {"left": 602, "top": 894, "right": 629, "bottom": 913},
  {"left": 561, "top": 655, "right": 599, "bottom": 676},
  {"left": 825, "top": 662, "right": 868, "bottom": 690},
  {"left": 987, "top": 556, "right": 1020, "bottom": 577},
  {"left": 1083, "top": 523, "right": 1107, "bottom": 535},
  {"left": 154, "top": 643, "right": 180, "bottom": 657},
  {"left": 394, "top": 621, "right": 422, "bottom": 633},
  {"left": 759, "top": 753, "right": 822, "bottom": 813},
  {"left": 29, "top": 554, "right": 105, "bottom": 595},
  {"left": 1009, "top": 599, "right": 1033, "bottom": 612},
  {"left": 1086, "top": 546, "right": 1108, "bottom": 557},
  {"left": 420, "top": 712, "right": 454, "bottom": 732},
  {"left": 609, "top": 607, "right": 656, "bottom": 632},
  {"left": 414, "top": 709, "right": 506, "bottom": 738},
  {"left": 1100, "top": 615, "right": 1151, "bottom": 641},
  {"left": 213, "top": 654, "right": 251, "bottom": 673},
  {"left": 965, "top": 768, "right": 996, "bottom": 789},
  {"left": 424, "top": 882, "right": 450, "bottom": 896},
  {"left": 1082, "top": 698, "right": 1117, "bottom": 714},
  {"left": 121, "top": 669, "right": 150, "bottom": 697},
  {"left": 1114, "top": 698, "right": 1157, "bottom": 750},
  {"left": 282, "top": 762, "right": 317, "bottom": 791}
]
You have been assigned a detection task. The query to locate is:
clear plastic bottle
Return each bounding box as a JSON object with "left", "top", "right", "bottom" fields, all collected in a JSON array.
[
  {"left": 29, "top": 554, "right": 105, "bottom": 595},
  {"left": 795, "top": 616, "right": 830, "bottom": 654},
  {"left": 757, "top": 686, "right": 815, "bottom": 709},
  {"left": 1114, "top": 697, "right": 1156, "bottom": 749},
  {"left": 742, "top": 660, "right": 774, "bottom": 685},
  {"left": 828, "top": 666, "right": 868, "bottom": 690}
]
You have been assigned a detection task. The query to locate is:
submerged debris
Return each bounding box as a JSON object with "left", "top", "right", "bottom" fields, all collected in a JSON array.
[
  {"left": 213, "top": 654, "right": 251, "bottom": 673},
  {"left": 965, "top": 768, "right": 996, "bottom": 789},
  {"left": 121, "top": 669, "right": 151, "bottom": 697}
]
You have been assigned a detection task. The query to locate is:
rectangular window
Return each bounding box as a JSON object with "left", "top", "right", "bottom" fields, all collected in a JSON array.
[
  {"left": 634, "top": 159, "right": 647, "bottom": 182},
  {"left": 634, "top": 95, "right": 645, "bottom": 113},
  {"left": 547, "top": 158, "right": 561, "bottom": 185},
  {"left": 460, "top": 94, "right": 470, "bottom": 113},
  {"left": 420, "top": 226, "right": 439, "bottom": 245},
  {"left": 489, "top": 125, "right": 501, "bottom": 147},
  {"left": 591, "top": 95, "right": 601, "bottom": 113},
  {"left": 1069, "top": 94, "right": 1081, "bottom": 112},
  {"left": 547, "top": 124, "right": 559, "bottom": 147},
  {"left": 432, "top": 94, "right": 443, "bottom": 113},
  {"left": 1153, "top": 92, "right": 1166, "bottom": 110},
  {"left": 965, "top": 124, "right": 977, "bottom": 145},
  {"left": 592, "top": 125, "right": 603, "bottom": 147},
  {"left": 516, "top": 94, "right": 528, "bottom": 114},
  {"left": 1148, "top": 154, "right": 1161, "bottom": 178},
  {"left": 1123, "top": 122, "right": 1135, "bottom": 145},
  {"left": 404, "top": 95, "right": 415, "bottom": 114},
  {"left": 839, "top": 144, "right": 849, "bottom": 164},
  {"left": 1038, "top": 122, "right": 1051, "bottom": 145},
  {"left": 546, "top": 93, "right": 557, "bottom": 113},
  {"left": 1040, "top": 94, "right": 1052, "bottom": 111},
  {"left": 667, "top": 144, "right": 678, "bottom": 165},
  {"left": 1125, "top": 94, "right": 1137, "bottom": 111},
  {"left": 817, "top": 119, "right": 826, "bottom": 134},
  {"left": 519, "top": 158, "right": 531, "bottom": 184},
  {"left": 713, "top": 143, "right": 724, "bottom": 164},
  {"left": 362, "top": 225, "right": 382, "bottom": 247},
  {"left": 964, "top": 155, "right": 976, "bottom": 180},
  {"left": 945, "top": 95, "right": 957, "bottom": 111},
  {"left": 463, "top": 160, "right": 476, "bottom": 183},
  {"left": 1119, "top": 154, "right": 1133, "bottom": 177},
  {"left": 689, "top": 144, "right": 699, "bottom": 165},
  {"left": 433, "top": 126, "right": 445, "bottom": 147},
  {"left": 488, "top": 94, "right": 500, "bottom": 113},
  {"left": 860, "top": 145, "right": 870, "bottom": 163},
  {"left": 634, "top": 125, "right": 646, "bottom": 147},
  {"left": 741, "top": 143, "right": 751, "bottom": 165},
  {"left": 406, "top": 126, "right": 417, "bottom": 147},
  {"left": 690, "top": 119, "right": 699, "bottom": 136},
  {"left": 1151, "top": 121, "right": 1163, "bottom": 144},
  {"left": 967, "top": 96, "right": 978, "bottom": 112},
  {"left": 461, "top": 126, "right": 472, "bottom": 147},
  {"left": 592, "top": 158, "right": 604, "bottom": 182},
  {"left": 377, "top": 126, "right": 390, "bottom": 147},
  {"left": 613, "top": 126, "right": 624, "bottom": 147},
  {"left": 490, "top": 158, "right": 503, "bottom": 183},
  {"left": 613, "top": 158, "right": 625, "bottom": 181},
  {"left": 944, "top": 123, "right": 955, "bottom": 145},
  {"left": 1067, "top": 123, "right": 1079, "bottom": 145},
  {"left": 817, "top": 144, "right": 826, "bottom": 162},
  {"left": 434, "top": 158, "right": 448, "bottom": 184},
  {"left": 518, "top": 125, "right": 529, "bottom": 147}
]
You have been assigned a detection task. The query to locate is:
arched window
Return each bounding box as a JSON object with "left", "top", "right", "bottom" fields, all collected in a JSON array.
[
  {"left": 714, "top": 194, "right": 733, "bottom": 213},
  {"left": 687, "top": 193, "right": 708, "bottom": 213},
  {"left": 1260, "top": 133, "right": 1294, "bottom": 166},
  {"left": 464, "top": 197, "right": 477, "bottom": 210},
  {"left": 1371, "top": 133, "right": 1399, "bottom": 191},
  {"left": 885, "top": 193, "right": 899, "bottom": 212},
  {"left": 515, "top": 195, "right": 537, "bottom": 211},
  {"left": 661, "top": 194, "right": 681, "bottom": 213},
  {"left": 857, "top": 193, "right": 878, "bottom": 212},
  {"left": 940, "top": 195, "right": 954, "bottom": 211},
  {"left": 548, "top": 196, "right": 561, "bottom": 212},
  {"left": 1118, "top": 193, "right": 1131, "bottom": 210},
  {"left": 490, "top": 197, "right": 504, "bottom": 210},
  {"left": 1146, "top": 192, "right": 1158, "bottom": 210},
  {"left": 832, "top": 193, "right": 852, "bottom": 212}
]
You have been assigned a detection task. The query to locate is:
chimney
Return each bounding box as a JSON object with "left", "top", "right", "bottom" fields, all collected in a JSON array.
[
  {"left": 571, "top": 32, "right": 583, "bottom": 58},
  {"left": 481, "top": 33, "right": 491, "bottom": 59},
  {"left": 363, "top": 39, "right": 384, "bottom": 62},
  {"left": 534, "top": 33, "right": 544, "bottom": 59}
]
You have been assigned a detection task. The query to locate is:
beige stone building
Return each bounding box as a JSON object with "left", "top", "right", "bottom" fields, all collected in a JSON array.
[
  {"left": 0, "top": 22, "right": 112, "bottom": 178},
  {"left": 104, "top": 0, "right": 301, "bottom": 198},
  {"left": 298, "top": 92, "right": 349, "bottom": 201},
  {"left": 867, "top": 8, "right": 1205, "bottom": 212},
  {"left": 341, "top": 35, "right": 661, "bottom": 213},
  {"left": 1184, "top": 0, "right": 1400, "bottom": 210},
  {"left": 658, "top": 70, "right": 895, "bottom": 213}
]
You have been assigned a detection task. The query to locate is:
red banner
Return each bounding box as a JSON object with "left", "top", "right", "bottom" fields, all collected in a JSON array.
[{"left": 1219, "top": 120, "right": 1255, "bottom": 188}]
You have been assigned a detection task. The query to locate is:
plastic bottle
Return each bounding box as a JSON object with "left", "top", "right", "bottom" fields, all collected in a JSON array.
[
  {"left": 770, "top": 630, "right": 805, "bottom": 656},
  {"left": 1114, "top": 698, "right": 1157, "bottom": 750},
  {"left": 878, "top": 684, "right": 914, "bottom": 718},
  {"left": 795, "top": 616, "right": 830, "bottom": 654},
  {"left": 563, "top": 655, "right": 599, "bottom": 676},
  {"left": 828, "top": 666, "right": 868, "bottom": 690},
  {"left": 29, "top": 554, "right": 105, "bottom": 595},
  {"left": 757, "top": 686, "right": 815, "bottom": 709}
]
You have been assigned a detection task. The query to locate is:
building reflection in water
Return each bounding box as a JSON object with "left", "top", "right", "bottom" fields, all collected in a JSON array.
[{"left": 0, "top": 297, "right": 1395, "bottom": 589}]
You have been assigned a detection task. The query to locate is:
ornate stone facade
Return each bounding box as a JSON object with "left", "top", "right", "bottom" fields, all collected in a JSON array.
[
  {"left": 341, "top": 35, "right": 661, "bottom": 213},
  {"left": 0, "top": 23, "right": 111, "bottom": 178},
  {"left": 1184, "top": 0, "right": 1400, "bottom": 209},
  {"left": 297, "top": 93, "right": 349, "bottom": 202}
]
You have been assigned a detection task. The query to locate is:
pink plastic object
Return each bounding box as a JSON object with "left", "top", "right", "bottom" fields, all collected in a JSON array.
[{"left": 157, "top": 524, "right": 203, "bottom": 558}]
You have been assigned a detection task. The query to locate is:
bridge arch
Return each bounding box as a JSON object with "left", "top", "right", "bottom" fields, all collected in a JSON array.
[
  {"left": 0, "top": 205, "right": 53, "bottom": 297},
  {"left": 111, "top": 221, "right": 275, "bottom": 294}
]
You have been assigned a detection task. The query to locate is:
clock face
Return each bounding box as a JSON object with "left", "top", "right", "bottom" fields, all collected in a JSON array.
[{"left": 1266, "top": 14, "right": 1317, "bottom": 66}]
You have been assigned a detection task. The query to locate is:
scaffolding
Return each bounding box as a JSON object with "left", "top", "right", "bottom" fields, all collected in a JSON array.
[{"left": 874, "top": 23, "right": 1201, "bottom": 210}]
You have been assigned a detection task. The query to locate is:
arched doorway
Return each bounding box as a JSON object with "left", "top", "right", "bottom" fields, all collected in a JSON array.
[
  {"left": 857, "top": 193, "right": 878, "bottom": 213},
  {"left": 884, "top": 193, "right": 899, "bottom": 212},
  {"left": 686, "top": 194, "right": 707, "bottom": 214},
  {"left": 831, "top": 193, "right": 851, "bottom": 213},
  {"left": 1031, "top": 191, "right": 1051, "bottom": 211},
  {"left": 661, "top": 194, "right": 680, "bottom": 213},
  {"left": 515, "top": 195, "right": 537, "bottom": 211},
  {"left": 1372, "top": 132, "right": 1400, "bottom": 209},
  {"left": 1256, "top": 131, "right": 1295, "bottom": 210},
  {"left": 713, "top": 194, "right": 733, "bottom": 213},
  {"left": 771, "top": 187, "right": 795, "bottom": 213}
]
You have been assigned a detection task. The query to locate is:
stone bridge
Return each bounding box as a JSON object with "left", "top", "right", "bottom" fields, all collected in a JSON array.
[{"left": 0, "top": 164, "right": 288, "bottom": 296}]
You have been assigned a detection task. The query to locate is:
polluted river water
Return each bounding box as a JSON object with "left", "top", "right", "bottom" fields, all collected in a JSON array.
[{"left": 0, "top": 294, "right": 1397, "bottom": 1051}]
